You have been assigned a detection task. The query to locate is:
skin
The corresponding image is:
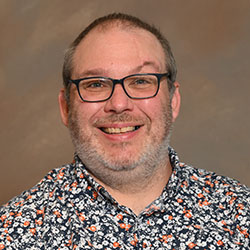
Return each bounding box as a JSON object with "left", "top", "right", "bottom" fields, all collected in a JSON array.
[{"left": 59, "top": 26, "right": 181, "bottom": 215}]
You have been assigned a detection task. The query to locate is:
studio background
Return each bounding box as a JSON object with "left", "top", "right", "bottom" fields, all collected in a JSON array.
[{"left": 0, "top": 0, "right": 249, "bottom": 206}]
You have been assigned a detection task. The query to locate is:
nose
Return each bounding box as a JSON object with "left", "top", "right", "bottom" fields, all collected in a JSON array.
[{"left": 104, "top": 84, "right": 134, "bottom": 114}]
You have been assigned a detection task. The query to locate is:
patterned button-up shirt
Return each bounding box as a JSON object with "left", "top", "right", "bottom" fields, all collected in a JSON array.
[{"left": 0, "top": 148, "right": 249, "bottom": 249}]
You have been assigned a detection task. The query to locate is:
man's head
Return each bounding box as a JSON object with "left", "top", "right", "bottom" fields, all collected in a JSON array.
[
  {"left": 59, "top": 13, "right": 181, "bottom": 190},
  {"left": 62, "top": 13, "right": 177, "bottom": 103}
]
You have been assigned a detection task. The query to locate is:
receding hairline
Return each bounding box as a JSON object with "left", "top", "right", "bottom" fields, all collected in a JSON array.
[
  {"left": 72, "top": 17, "right": 162, "bottom": 46},
  {"left": 72, "top": 19, "right": 165, "bottom": 57},
  {"left": 87, "top": 18, "right": 149, "bottom": 32},
  {"left": 65, "top": 20, "right": 158, "bottom": 77},
  {"left": 72, "top": 17, "right": 167, "bottom": 58},
  {"left": 71, "top": 24, "right": 166, "bottom": 75}
]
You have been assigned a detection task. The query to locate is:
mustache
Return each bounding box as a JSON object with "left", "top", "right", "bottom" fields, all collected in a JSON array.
[{"left": 93, "top": 113, "right": 147, "bottom": 126}]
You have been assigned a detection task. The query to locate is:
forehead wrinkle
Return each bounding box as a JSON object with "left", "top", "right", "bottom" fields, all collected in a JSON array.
[
  {"left": 74, "top": 68, "right": 109, "bottom": 79},
  {"left": 134, "top": 61, "right": 161, "bottom": 73},
  {"left": 74, "top": 61, "right": 162, "bottom": 79}
]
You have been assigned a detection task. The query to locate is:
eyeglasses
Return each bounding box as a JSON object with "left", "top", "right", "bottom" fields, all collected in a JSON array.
[{"left": 69, "top": 73, "right": 170, "bottom": 103}]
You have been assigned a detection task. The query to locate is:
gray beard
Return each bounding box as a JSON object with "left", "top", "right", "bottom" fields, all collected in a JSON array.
[{"left": 68, "top": 105, "right": 173, "bottom": 190}]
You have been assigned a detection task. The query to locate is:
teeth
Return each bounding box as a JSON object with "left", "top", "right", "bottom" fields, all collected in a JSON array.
[{"left": 102, "top": 126, "right": 137, "bottom": 134}]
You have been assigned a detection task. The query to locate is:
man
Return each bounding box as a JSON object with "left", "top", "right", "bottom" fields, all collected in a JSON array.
[{"left": 0, "top": 13, "right": 249, "bottom": 249}]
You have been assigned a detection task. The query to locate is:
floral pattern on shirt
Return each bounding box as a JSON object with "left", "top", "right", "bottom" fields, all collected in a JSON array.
[{"left": 0, "top": 148, "right": 249, "bottom": 249}]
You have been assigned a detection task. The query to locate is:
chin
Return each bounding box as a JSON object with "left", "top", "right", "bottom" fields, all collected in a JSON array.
[{"left": 98, "top": 154, "right": 141, "bottom": 172}]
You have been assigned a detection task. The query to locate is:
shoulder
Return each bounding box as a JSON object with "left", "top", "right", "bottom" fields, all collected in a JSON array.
[
  {"left": 169, "top": 147, "right": 249, "bottom": 198},
  {"left": 179, "top": 162, "right": 249, "bottom": 201},
  {"left": 0, "top": 163, "right": 74, "bottom": 248},
  {"left": 176, "top": 163, "right": 249, "bottom": 245},
  {"left": 1, "top": 164, "right": 75, "bottom": 210}
]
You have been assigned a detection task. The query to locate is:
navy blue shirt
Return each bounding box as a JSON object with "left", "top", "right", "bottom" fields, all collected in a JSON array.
[{"left": 0, "top": 148, "right": 249, "bottom": 249}]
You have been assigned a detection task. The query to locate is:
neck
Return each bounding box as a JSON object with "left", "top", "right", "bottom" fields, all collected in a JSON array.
[{"left": 97, "top": 160, "right": 172, "bottom": 215}]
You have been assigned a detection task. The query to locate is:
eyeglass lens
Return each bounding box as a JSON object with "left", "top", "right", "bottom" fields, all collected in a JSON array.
[{"left": 78, "top": 74, "right": 159, "bottom": 102}]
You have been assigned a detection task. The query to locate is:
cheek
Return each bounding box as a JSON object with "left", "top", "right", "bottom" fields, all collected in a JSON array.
[
  {"left": 137, "top": 93, "right": 169, "bottom": 122},
  {"left": 72, "top": 99, "right": 105, "bottom": 124}
]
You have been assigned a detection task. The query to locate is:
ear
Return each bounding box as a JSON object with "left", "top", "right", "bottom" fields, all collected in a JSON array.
[
  {"left": 171, "top": 82, "right": 181, "bottom": 122},
  {"left": 58, "top": 88, "right": 69, "bottom": 127}
]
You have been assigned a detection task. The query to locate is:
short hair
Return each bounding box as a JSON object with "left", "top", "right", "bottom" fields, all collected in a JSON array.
[{"left": 62, "top": 13, "right": 177, "bottom": 102}]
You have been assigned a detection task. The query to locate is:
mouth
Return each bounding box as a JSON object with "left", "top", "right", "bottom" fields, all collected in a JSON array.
[{"left": 100, "top": 126, "right": 141, "bottom": 134}]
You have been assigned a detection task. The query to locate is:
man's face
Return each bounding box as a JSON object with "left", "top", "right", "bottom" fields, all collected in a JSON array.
[{"left": 59, "top": 27, "right": 180, "bottom": 188}]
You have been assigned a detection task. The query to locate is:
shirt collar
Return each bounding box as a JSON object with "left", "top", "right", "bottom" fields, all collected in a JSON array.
[
  {"left": 142, "top": 147, "right": 183, "bottom": 215},
  {"left": 73, "top": 154, "right": 115, "bottom": 202},
  {"left": 72, "top": 147, "right": 183, "bottom": 215}
]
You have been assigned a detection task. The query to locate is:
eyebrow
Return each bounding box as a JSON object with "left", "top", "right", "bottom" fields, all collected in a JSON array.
[
  {"left": 75, "top": 61, "right": 161, "bottom": 79},
  {"left": 76, "top": 68, "right": 108, "bottom": 78}
]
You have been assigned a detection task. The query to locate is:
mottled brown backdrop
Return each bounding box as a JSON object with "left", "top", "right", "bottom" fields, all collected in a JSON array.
[{"left": 0, "top": 0, "right": 249, "bottom": 205}]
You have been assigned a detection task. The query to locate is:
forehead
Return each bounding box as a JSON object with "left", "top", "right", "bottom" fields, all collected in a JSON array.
[{"left": 72, "top": 26, "right": 166, "bottom": 78}]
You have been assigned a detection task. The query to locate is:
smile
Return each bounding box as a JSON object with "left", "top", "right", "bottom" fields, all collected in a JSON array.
[{"left": 100, "top": 126, "right": 141, "bottom": 134}]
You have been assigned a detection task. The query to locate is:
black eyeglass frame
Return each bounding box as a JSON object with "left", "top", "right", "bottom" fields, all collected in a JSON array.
[{"left": 69, "top": 72, "right": 170, "bottom": 103}]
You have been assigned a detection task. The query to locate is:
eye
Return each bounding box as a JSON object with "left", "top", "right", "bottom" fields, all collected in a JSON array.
[
  {"left": 87, "top": 82, "right": 104, "bottom": 88},
  {"left": 80, "top": 79, "right": 111, "bottom": 91},
  {"left": 128, "top": 76, "right": 154, "bottom": 89},
  {"left": 134, "top": 79, "right": 149, "bottom": 85}
]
